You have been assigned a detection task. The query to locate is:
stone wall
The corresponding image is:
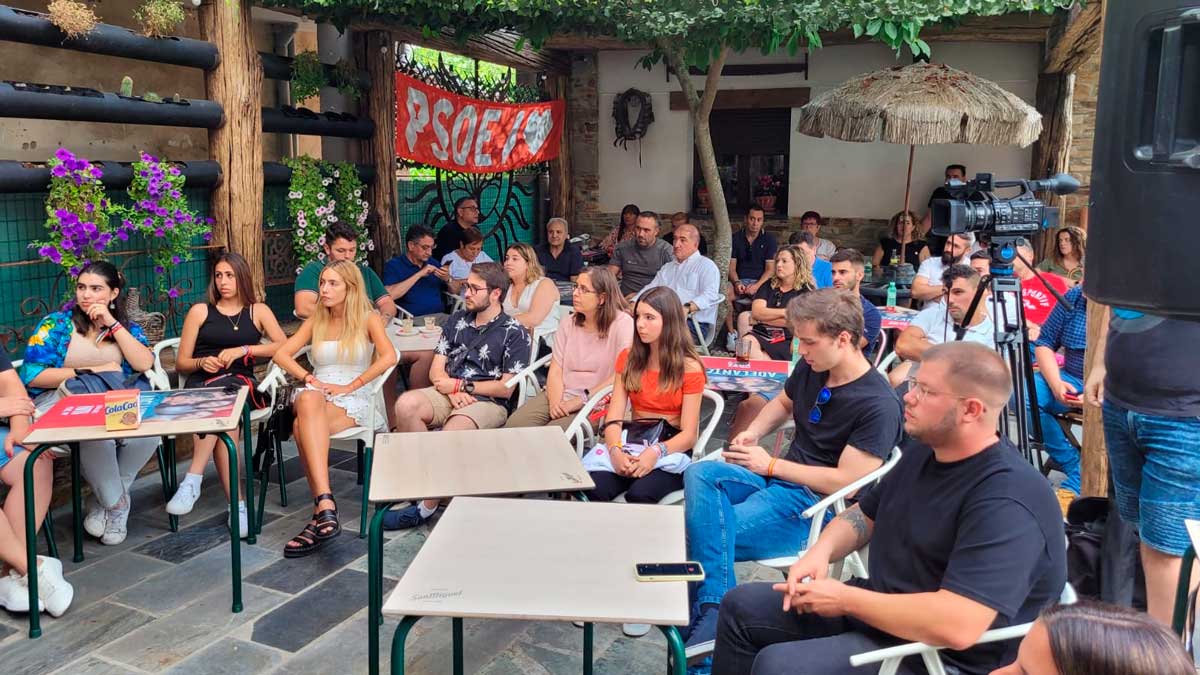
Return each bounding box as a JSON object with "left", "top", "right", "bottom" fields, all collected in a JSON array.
[
  {"left": 567, "top": 51, "right": 606, "bottom": 234},
  {"left": 1063, "top": 48, "right": 1102, "bottom": 227}
]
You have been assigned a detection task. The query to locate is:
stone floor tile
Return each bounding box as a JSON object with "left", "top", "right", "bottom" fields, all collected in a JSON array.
[
  {"left": 63, "top": 550, "right": 175, "bottom": 612},
  {"left": 348, "top": 528, "right": 427, "bottom": 580},
  {"left": 250, "top": 568, "right": 393, "bottom": 653},
  {"left": 134, "top": 511, "right": 281, "bottom": 564},
  {"left": 99, "top": 583, "right": 287, "bottom": 671},
  {"left": 0, "top": 601, "right": 155, "bottom": 675},
  {"left": 51, "top": 655, "right": 144, "bottom": 675},
  {"left": 112, "top": 543, "right": 277, "bottom": 615},
  {"left": 164, "top": 638, "right": 285, "bottom": 675},
  {"left": 246, "top": 528, "right": 369, "bottom": 594}
]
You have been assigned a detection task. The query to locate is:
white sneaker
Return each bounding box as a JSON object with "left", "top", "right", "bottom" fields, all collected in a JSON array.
[
  {"left": 35, "top": 556, "right": 73, "bottom": 617},
  {"left": 101, "top": 494, "right": 130, "bottom": 545},
  {"left": 166, "top": 477, "right": 202, "bottom": 516},
  {"left": 622, "top": 623, "right": 651, "bottom": 637},
  {"left": 0, "top": 569, "right": 42, "bottom": 613},
  {"left": 83, "top": 495, "right": 106, "bottom": 538},
  {"left": 230, "top": 502, "right": 249, "bottom": 540}
]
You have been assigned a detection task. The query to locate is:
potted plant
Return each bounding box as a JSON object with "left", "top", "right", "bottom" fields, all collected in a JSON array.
[{"left": 754, "top": 174, "right": 781, "bottom": 214}]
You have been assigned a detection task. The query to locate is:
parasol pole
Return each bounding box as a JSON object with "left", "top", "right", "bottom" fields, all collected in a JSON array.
[{"left": 899, "top": 144, "right": 915, "bottom": 267}]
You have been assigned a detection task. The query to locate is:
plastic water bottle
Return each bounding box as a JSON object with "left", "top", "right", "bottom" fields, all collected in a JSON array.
[
  {"left": 863, "top": 260, "right": 873, "bottom": 281},
  {"left": 886, "top": 281, "right": 897, "bottom": 308}
]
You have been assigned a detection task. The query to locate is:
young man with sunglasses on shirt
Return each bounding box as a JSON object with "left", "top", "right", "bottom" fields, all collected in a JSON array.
[{"left": 682, "top": 289, "right": 903, "bottom": 655}]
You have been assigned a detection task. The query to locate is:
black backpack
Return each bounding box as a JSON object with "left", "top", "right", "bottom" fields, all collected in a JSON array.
[{"left": 1066, "top": 496, "right": 1146, "bottom": 610}]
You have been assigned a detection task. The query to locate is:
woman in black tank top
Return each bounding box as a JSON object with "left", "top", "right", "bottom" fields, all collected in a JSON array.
[{"left": 166, "top": 254, "right": 287, "bottom": 531}]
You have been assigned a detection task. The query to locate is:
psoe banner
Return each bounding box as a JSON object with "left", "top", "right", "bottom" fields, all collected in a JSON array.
[{"left": 396, "top": 73, "right": 565, "bottom": 173}]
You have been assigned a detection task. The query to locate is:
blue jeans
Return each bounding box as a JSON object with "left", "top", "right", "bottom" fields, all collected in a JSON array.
[
  {"left": 1029, "top": 371, "right": 1083, "bottom": 494},
  {"left": 1103, "top": 400, "right": 1200, "bottom": 556},
  {"left": 685, "top": 461, "right": 822, "bottom": 608}
]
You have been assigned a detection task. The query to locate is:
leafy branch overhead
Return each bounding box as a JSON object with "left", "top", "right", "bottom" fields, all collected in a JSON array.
[{"left": 260, "top": 0, "right": 1078, "bottom": 63}]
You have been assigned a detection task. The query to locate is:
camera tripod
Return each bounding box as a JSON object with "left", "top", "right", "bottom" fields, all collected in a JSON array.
[{"left": 957, "top": 235, "right": 1069, "bottom": 473}]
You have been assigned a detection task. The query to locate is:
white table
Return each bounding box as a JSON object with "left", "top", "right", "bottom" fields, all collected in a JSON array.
[
  {"left": 21, "top": 387, "right": 251, "bottom": 638},
  {"left": 381, "top": 497, "right": 689, "bottom": 675},
  {"left": 365, "top": 427, "right": 596, "bottom": 672},
  {"left": 389, "top": 326, "right": 442, "bottom": 353}
]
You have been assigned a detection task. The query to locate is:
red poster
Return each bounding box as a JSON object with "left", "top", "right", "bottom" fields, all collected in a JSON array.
[
  {"left": 395, "top": 73, "right": 565, "bottom": 173},
  {"left": 701, "top": 357, "right": 792, "bottom": 396},
  {"left": 33, "top": 393, "right": 107, "bottom": 429}
]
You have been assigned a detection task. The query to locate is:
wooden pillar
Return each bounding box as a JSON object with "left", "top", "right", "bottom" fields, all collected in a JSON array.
[
  {"left": 358, "top": 30, "right": 400, "bottom": 268},
  {"left": 1080, "top": 301, "right": 1108, "bottom": 497},
  {"left": 199, "top": 0, "right": 265, "bottom": 296},
  {"left": 547, "top": 74, "right": 573, "bottom": 222},
  {"left": 1030, "top": 71, "right": 1074, "bottom": 262}
]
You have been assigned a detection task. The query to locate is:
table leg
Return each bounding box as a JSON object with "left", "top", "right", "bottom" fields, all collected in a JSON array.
[
  {"left": 388, "top": 615, "right": 423, "bottom": 675},
  {"left": 241, "top": 402, "right": 257, "bottom": 537},
  {"left": 583, "top": 622, "right": 594, "bottom": 675},
  {"left": 22, "top": 445, "right": 52, "bottom": 638},
  {"left": 217, "top": 432, "right": 243, "bottom": 614},
  {"left": 368, "top": 502, "right": 395, "bottom": 672},
  {"left": 659, "top": 626, "right": 685, "bottom": 675},
  {"left": 1172, "top": 545, "right": 1196, "bottom": 638},
  {"left": 452, "top": 617, "right": 464, "bottom": 675},
  {"left": 163, "top": 437, "right": 178, "bottom": 533},
  {"left": 69, "top": 444, "right": 83, "bottom": 563}
]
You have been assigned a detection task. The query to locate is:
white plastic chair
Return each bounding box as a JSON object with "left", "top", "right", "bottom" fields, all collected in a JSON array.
[
  {"left": 872, "top": 329, "right": 890, "bottom": 367},
  {"left": 530, "top": 304, "right": 573, "bottom": 364},
  {"left": 443, "top": 291, "right": 465, "bottom": 313},
  {"left": 848, "top": 583, "right": 1078, "bottom": 675},
  {"left": 689, "top": 315, "right": 715, "bottom": 356},
  {"left": 562, "top": 384, "right": 725, "bottom": 504},
  {"left": 504, "top": 353, "right": 553, "bottom": 410},
  {"left": 753, "top": 447, "right": 904, "bottom": 579}
]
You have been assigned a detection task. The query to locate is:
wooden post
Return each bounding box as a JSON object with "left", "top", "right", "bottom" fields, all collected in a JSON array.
[
  {"left": 358, "top": 30, "right": 401, "bottom": 268},
  {"left": 547, "top": 74, "right": 573, "bottom": 222},
  {"left": 1030, "top": 71, "right": 1074, "bottom": 261},
  {"left": 199, "top": 0, "right": 265, "bottom": 296},
  {"left": 1080, "top": 300, "right": 1108, "bottom": 497}
]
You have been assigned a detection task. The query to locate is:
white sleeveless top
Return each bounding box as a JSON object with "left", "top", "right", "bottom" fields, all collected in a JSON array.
[
  {"left": 307, "top": 340, "right": 380, "bottom": 429},
  {"left": 503, "top": 277, "right": 560, "bottom": 334}
]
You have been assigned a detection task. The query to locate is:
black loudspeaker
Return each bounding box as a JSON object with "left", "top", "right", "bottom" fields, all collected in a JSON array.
[{"left": 1085, "top": 1, "right": 1200, "bottom": 316}]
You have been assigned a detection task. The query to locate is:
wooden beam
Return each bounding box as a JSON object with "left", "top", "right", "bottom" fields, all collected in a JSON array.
[
  {"left": 199, "top": 0, "right": 264, "bottom": 296},
  {"left": 1081, "top": 300, "right": 1108, "bottom": 497},
  {"left": 546, "top": 73, "right": 573, "bottom": 222},
  {"left": 1043, "top": 0, "right": 1105, "bottom": 74},
  {"left": 822, "top": 13, "right": 1056, "bottom": 47},
  {"left": 358, "top": 30, "right": 401, "bottom": 267},
  {"left": 687, "top": 62, "right": 808, "bottom": 78},
  {"left": 543, "top": 34, "right": 639, "bottom": 51},
  {"left": 369, "top": 24, "right": 571, "bottom": 73},
  {"left": 669, "top": 88, "right": 809, "bottom": 111},
  {"left": 1030, "top": 70, "right": 1074, "bottom": 261}
]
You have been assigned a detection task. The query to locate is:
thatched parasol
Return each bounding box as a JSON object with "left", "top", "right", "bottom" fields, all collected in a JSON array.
[{"left": 797, "top": 62, "right": 1042, "bottom": 269}]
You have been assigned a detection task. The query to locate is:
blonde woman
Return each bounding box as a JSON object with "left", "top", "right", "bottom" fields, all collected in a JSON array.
[
  {"left": 737, "top": 245, "right": 816, "bottom": 360},
  {"left": 272, "top": 260, "right": 396, "bottom": 558},
  {"left": 502, "top": 242, "right": 560, "bottom": 335}
]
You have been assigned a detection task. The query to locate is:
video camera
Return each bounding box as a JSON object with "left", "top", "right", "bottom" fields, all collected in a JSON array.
[{"left": 930, "top": 172, "right": 1080, "bottom": 237}]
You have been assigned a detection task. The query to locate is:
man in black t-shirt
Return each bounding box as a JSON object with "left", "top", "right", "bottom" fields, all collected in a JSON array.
[
  {"left": 712, "top": 342, "right": 1066, "bottom": 675},
  {"left": 724, "top": 207, "right": 778, "bottom": 350},
  {"left": 683, "top": 289, "right": 902, "bottom": 652}
]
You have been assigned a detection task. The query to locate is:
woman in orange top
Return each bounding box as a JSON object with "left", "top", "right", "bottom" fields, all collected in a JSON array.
[{"left": 586, "top": 286, "right": 706, "bottom": 503}]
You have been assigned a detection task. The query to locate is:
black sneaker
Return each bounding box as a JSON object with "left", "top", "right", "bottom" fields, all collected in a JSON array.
[{"left": 381, "top": 504, "right": 430, "bottom": 530}]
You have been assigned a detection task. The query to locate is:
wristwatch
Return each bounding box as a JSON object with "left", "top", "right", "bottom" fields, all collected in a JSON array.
[{"left": 463, "top": 380, "right": 475, "bottom": 394}]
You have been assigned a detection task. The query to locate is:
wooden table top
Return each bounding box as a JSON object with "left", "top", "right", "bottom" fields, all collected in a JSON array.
[
  {"left": 24, "top": 386, "right": 247, "bottom": 445},
  {"left": 368, "top": 427, "right": 594, "bottom": 502},
  {"left": 383, "top": 496, "right": 689, "bottom": 625}
]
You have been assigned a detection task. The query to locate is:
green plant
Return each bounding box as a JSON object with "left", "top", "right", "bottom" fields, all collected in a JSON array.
[
  {"left": 290, "top": 50, "right": 325, "bottom": 103},
  {"left": 120, "top": 76, "right": 133, "bottom": 97},
  {"left": 332, "top": 59, "right": 362, "bottom": 100},
  {"left": 143, "top": 91, "right": 162, "bottom": 102},
  {"left": 284, "top": 156, "right": 372, "bottom": 271},
  {"left": 33, "top": 148, "right": 114, "bottom": 280},
  {"left": 330, "top": 161, "right": 371, "bottom": 254},
  {"left": 134, "top": 0, "right": 186, "bottom": 38}
]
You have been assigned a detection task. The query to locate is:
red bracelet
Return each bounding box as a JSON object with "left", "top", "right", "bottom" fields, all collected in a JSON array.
[
  {"left": 452, "top": 379, "right": 460, "bottom": 394},
  {"left": 767, "top": 458, "right": 778, "bottom": 478},
  {"left": 108, "top": 322, "right": 124, "bottom": 336}
]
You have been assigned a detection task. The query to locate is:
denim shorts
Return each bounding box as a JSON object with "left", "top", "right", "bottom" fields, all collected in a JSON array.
[{"left": 1103, "top": 400, "right": 1200, "bottom": 556}]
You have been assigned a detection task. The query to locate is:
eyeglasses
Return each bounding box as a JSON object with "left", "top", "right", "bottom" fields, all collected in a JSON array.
[
  {"left": 807, "top": 387, "right": 832, "bottom": 424},
  {"left": 459, "top": 205, "right": 480, "bottom": 212},
  {"left": 464, "top": 283, "right": 489, "bottom": 295},
  {"left": 571, "top": 283, "right": 597, "bottom": 295},
  {"left": 905, "top": 376, "right": 966, "bottom": 404}
]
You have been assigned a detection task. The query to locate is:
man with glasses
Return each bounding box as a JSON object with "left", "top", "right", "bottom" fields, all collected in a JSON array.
[
  {"left": 712, "top": 342, "right": 1065, "bottom": 675},
  {"left": 433, "top": 195, "right": 481, "bottom": 260},
  {"left": 382, "top": 225, "right": 450, "bottom": 391},
  {"left": 387, "top": 261, "right": 532, "bottom": 529},
  {"left": 891, "top": 264, "right": 995, "bottom": 387},
  {"left": 681, "top": 289, "right": 903, "bottom": 654}
]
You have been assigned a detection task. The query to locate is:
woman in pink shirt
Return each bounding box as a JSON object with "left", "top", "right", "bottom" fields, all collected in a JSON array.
[{"left": 506, "top": 267, "right": 633, "bottom": 429}]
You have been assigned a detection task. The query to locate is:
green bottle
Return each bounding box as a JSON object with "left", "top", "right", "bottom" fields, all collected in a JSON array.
[{"left": 886, "top": 282, "right": 897, "bottom": 308}]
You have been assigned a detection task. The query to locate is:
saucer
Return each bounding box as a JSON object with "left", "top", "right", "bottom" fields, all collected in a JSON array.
[{"left": 396, "top": 328, "right": 419, "bottom": 336}]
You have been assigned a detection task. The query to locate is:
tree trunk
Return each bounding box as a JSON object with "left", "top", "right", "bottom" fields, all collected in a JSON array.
[
  {"left": 547, "top": 73, "right": 574, "bottom": 224},
  {"left": 199, "top": 0, "right": 264, "bottom": 297},
  {"left": 358, "top": 30, "right": 401, "bottom": 269},
  {"left": 661, "top": 42, "right": 732, "bottom": 325},
  {"left": 1080, "top": 300, "right": 1108, "bottom": 497},
  {"left": 1030, "top": 71, "right": 1074, "bottom": 262}
]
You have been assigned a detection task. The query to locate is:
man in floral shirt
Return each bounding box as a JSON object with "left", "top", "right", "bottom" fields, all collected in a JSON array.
[{"left": 386, "top": 262, "right": 531, "bottom": 529}]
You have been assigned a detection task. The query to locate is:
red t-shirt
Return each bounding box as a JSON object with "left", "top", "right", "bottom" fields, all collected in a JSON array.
[
  {"left": 615, "top": 348, "right": 706, "bottom": 417},
  {"left": 1022, "top": 273, "right": 1068, "bottom": 326}
]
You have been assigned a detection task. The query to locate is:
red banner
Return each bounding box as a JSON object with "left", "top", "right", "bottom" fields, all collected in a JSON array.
[{"left": 395, "top": 73, "right": 565, "bottom": 174}]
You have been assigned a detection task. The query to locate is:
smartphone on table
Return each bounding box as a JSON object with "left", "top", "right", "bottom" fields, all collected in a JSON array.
[{"left": 635, "top": 562, "right": 705, "bottom": 582}]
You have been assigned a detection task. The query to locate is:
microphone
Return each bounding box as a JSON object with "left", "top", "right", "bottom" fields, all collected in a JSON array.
[{"left": 1027, "top": 173, "right": 1081, "bottom": 195}]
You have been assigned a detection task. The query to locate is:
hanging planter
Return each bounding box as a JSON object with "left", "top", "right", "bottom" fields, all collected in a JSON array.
[
  {"left": 46, "top": 0, "right": 98, "bottom": 39},
  {"left": 283, "top": 156, "right": 372, "bottom": 272},
  {"left": 290, "top": 50, "right": 325, "bottom": 102},
  {"left": 133, "top": 0, "right": 186, "bottom": 38},
  {"left": 32, "top": 149, "right": 114, "bottom": 283}
]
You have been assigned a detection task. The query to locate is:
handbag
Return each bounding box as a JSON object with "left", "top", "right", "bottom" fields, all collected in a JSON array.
[
  {"left": 198, "top": 373, "right": 269, "bottom": 410},
  {"left": 580, "top": 418, "right": 691, "bottom": 475}
]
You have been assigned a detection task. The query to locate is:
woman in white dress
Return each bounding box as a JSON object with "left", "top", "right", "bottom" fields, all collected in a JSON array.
[
  {"left": 272, "top": 260, "right": 396, "bottom": 558},
  {"left": 502, "top": 242, "right": 560, "bottom": 336}
]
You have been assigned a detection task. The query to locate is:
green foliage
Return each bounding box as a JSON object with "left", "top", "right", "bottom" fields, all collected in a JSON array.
[
  {"left": 119, "top": 76, "right": 133, "bottom": 97},
  {"left": 143, "top": 91, "right": 161, "bottom": 102},
  {"left": 283, "top": 156, "right": 372, "bottom": 271},
  {"left": 290, "top": 50, "right": 325, "bottom": 102},
  {"left": 332, "top": 59, "right": 363, "bottom": 100},
  {"left": 134, "top": 0, "right": 186, "bottom": 38}
]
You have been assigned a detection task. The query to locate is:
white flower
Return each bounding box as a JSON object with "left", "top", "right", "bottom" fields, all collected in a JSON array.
[
  {"left": 333, "top": 170, "right": 341, "bottom": 178},
  {"left": 314, "top": 206, "right": 325, "bottom": 216},
  {"left": 322, "top": 178, "right": 332, "bottom": 186},
  {"left": 288, "top": 191, "right": 301, "bottom": 199},
  {"left": 353, "top": 189, "right": 361, "bottom": 198},
  {"left": 318, "top": 236, "right": 326, "bottom": 245},
  {"left": 367, "top": 241, "right": 375, "bottom": 251},
  {"left": 295, "top": 266, "right": 304, "bottom": 274},
  {"left": 317, "top": 192, "right": 325, "bottom": 200}
]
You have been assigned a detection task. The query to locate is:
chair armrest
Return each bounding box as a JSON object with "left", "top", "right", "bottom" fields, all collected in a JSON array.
[
  {"left": 504, "top": 353, "right": 553, "bottom": 390},
  {"left": 848, "top": 622, "right": 1033, "bottom": 667},
  {"left": 563, "top": 384, "right": 615, "bottom": 455},
  {"left": 800, "top": 447, "right": 903, "bottom": 520}
]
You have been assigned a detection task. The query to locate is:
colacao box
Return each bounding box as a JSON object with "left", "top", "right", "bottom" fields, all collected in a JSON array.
[{"left": 104, "top": 390, "right": 142, "bottom": 431}]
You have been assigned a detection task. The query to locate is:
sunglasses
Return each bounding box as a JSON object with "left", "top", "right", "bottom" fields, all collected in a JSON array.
[{"left": 808, "top": 386, "right": 832, "bottom": 424}]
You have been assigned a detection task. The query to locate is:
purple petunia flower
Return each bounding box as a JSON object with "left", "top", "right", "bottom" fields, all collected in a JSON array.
[
  {"left": 170, "top": 255, "right": 182, "bottom": 265},
  {"left": 54, "top": 148, "right": 73, "bottom": 162},
  {"left": 154, "top": 228, "right": 165, "bottom": 238},
  {"left": 202, "top": 232, "right": 212, "bottom": 242},
  {"left": 68, "top": 265, "right": 80, "bottom": 277},
  {"left": 154, "top": 265, "right": 165, "bottom": 274},
  {"left": 168, "top": 288, "right": 180, "bottom": 299},
  {"left": 50, "top": 165, "right": 68, "bottom": 178},
  {"left": 117, "top": 230, "right": 129, "bottom": 241},
  {"left": 143, "top": 217, "right": 154, "bottom": 227}
]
